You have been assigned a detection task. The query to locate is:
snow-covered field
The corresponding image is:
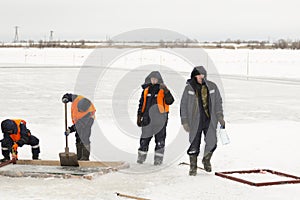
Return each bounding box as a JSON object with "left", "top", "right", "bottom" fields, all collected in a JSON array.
[{"left": 0, "top": 48, "right": 300, "bottom": 200}]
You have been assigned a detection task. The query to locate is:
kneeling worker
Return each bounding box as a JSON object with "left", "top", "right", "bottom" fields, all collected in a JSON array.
[{"left": 1, "top": 119, "right": 40, "bottom": 161}]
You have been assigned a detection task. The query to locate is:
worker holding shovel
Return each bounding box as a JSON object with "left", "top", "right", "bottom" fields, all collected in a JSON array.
[
  {"left": 0, "top": 119, "right": 40, "bottom": 162},
  {"left": 62, "top": 93, "right": 96, "bottom": 161}
]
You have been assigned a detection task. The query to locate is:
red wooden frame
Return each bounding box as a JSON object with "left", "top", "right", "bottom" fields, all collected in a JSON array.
[{"left": 215, "top": 169, "right": 300, "bottom": 187}]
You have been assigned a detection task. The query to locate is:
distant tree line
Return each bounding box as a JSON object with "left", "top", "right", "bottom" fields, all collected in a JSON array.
[
  {"left": 274, "top": 39, "right": 300, "bottom": 49},
  {"left": 1, "top": 39, "right": 300, "bottom": 49},
  {"left": 216, "top": 38, "right": 300, "bottom": 49}
]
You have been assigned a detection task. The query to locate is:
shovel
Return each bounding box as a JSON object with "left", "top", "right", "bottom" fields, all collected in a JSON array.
[{"left": 59, "top": 103, "right": 79, "bottom": 166}]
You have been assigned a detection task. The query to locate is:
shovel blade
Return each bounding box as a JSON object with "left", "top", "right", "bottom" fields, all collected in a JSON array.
[{"left": 59, "top": 152, "right": 79, "bottom": 166}]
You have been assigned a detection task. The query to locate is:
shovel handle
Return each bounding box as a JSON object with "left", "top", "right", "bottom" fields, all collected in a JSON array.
[
  {"left": 64, "top": 103, "right": 69, "bottom": 152},
  {"left": 0, "top": 159, "right": 14, "bottom": 168}
]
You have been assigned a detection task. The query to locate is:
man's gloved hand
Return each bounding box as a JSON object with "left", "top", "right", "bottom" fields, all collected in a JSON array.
[
  {"left": 62, "top": 93, "right": 72, "bottom": 103},
  {"left": 12, "top": 143, "right": 18, "bottom": 151},
  {"left": 137, "top": 115, "right": 142, "bottom": 127},
  {"left": 65, "top": 125, "right": 76, "bottom": 136},
  {"left": 219, "top": 118, "right": 225, "bottom": 129},
  {"left": 159, "top": 83, "right": 170, "bottom": 93},
  {"left": 62, "top": 98, "right": 69, "bottom": 103},
  {"left": 12, "top": 152, "right": 18, "bottom": 160},
  {"left": 183, "top": 123, "right": 190, "bottom": 132},
  {"left": 64, "top": 128, "right": 71, "bottom": 136},
  {"left": 12, "top": 143, "right": 18, "bottom": 160}
]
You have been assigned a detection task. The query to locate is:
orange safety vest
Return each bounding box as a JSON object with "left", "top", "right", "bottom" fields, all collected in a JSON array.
[
  {"left": 141, "top": 87, "right": 169, "bottom": 114},
  {"left": 71, "top": 95, "right": 96, "bottom": 124},
  {"left": 9, "top": 119, "right": 29, "bottom": 142}
]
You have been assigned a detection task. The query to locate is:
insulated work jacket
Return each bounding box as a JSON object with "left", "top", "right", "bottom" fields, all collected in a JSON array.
[{"left": 71, "top": 95, "right": 96, "bottom": 124}]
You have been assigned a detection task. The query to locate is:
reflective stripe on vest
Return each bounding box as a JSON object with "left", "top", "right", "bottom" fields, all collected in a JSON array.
[
  {"left": 141, "top": 87, "right": 169, "bottom": 114},
  {"left": 9, "top": 119, "right": 27, "bottom": 142},
  {"left": 71, "top": 96, "right": 96, "bottom": 124}
]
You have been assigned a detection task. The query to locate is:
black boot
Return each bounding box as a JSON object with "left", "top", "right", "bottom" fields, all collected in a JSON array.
[
  {"left": 1, "top": 150, "right": 10, "bottom": 162},
  {"left": 202, "top": 152, "right": 213, "bottom": 172},
  {"left": 154, "top": 152, "right": 164, "bottom": 166},
  {"left": 76, "top": 143, "right": 83, "bottom": 160},
  {"left": 81, "top": 144, "right": 90, "bottom": 161},
  {"left": 137, "top": 150, "right": 147, "bottom": 164},
  {"left": 32, "top": 146, "right": 40, "bottom": 160},
  {"left": 189, "top": 155, "right": 197, "bottom": 176}
]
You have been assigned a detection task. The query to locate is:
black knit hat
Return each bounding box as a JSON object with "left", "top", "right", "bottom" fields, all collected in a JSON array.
[{"left": 191, "top": 66, "right": 207, "bottom": 78}]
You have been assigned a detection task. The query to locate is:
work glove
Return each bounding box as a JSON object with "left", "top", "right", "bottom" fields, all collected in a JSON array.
[
  {"left": 62, "top": 93, "right": 72, "bottom": 103},
  {"left": 64, "top": 128, "right": 71, "bottom": 136},
  {"left": 137, "top": 115, "right": 142, "bottom": 127},
  {"left": 12, "top": 143, "right": 18, "bottom": 159},
  {"left": 12, "top": 143, "right": 18, "bottom": 151},
  {"left": 182, "top": 123, "right": 190, "bottom": 132},
  {"left": 219, "top": 118, "right": 225, "bottom": 129},
  {"left": 12, "top": 152, "right": 18, "bottom": 160},
  {"left": 65, "top": 125, "right": 76, "bottom": 136},
  {"left": 62, "top": 98, "right": 69, "bottom": 103},
  {"left": 159, "top": 83, "right": 170, "bottom": 93}
]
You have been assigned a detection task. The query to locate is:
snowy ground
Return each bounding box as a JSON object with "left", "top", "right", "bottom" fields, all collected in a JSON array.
[{"left": 0, "top": 48, "right": 300, "bottom": 200}]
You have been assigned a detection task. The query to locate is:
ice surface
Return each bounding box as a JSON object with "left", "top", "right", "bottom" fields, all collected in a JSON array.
[{"left": 0, "top": 48, "right": 300, "bottom": 200}]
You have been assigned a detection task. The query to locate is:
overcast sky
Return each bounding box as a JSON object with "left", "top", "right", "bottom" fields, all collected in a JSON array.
[{"left": 1, "top": 0, "right": 299, "bottom": 42}]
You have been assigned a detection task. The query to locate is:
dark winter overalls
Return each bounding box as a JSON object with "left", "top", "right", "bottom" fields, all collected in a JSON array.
[
  {"left": 1, "top": 119, "right": 40, "bottom": 160},
  {"left": 186, "top": 79, "right": 216, "bottom": 157},
  {"left": 180, "top": 66, "right": 224, "bottom": 174},
  {"left": 70, "top": 95, "right": 96, "bottom": 161},
  {"left": 137, "top": 71, "right": 174, "bottom": 165}
]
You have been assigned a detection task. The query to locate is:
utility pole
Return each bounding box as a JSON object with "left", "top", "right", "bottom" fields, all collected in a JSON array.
[
  {"left": 49, "top": 30, "right": 54, "bottom": 42},
  {"left": 246, "top": 51, "right": 250, "bottom": 80},
  {"left": 14, "top": 26, "right": 19, "bottom": 43}
]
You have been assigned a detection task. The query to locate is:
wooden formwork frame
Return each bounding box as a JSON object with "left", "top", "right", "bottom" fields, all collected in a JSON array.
[
  {"left": 215, "top": 169, "right": 300, "bottom": 186},
  {"left": 0, "top": 159, "right": 129, "bottom": 180}
]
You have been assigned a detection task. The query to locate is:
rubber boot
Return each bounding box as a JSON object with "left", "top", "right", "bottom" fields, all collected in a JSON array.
[
  {"left": 154, "top": 152, "right": 164, "bottom": 166},
  {"left": 202, "top": 152, "right": 213, "bottom": 172},
  {"left": 81, "top": 144, "right": 90, "bottom": 161},
  {"left": 76, "top": 143, "right": 83, "bottom": 160},
  {"left": 137, "top": 150, "right": 147, "bottom": 164},
  {"left": 32, "top": 146, "right": 40, "bottom": 160},
  {"left": 1, "top": 150, "right": 10, "bottom": 162},
  {"left": 189, "top": 155, "right": 197, "bottom": 176}
]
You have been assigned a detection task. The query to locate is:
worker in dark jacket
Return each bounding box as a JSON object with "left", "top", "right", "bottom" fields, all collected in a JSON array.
[
  {"left": 137, "top": 71, "right": 174, "bottom": 165},
  {"left": 1, "top": 119, "right": 40, "bottom": 161},
  {"left": 180, "top": 66, "right": 225, "bottom": 175},
  {"left": 62, "top": 93, "right": 96, "bottom": 161}
]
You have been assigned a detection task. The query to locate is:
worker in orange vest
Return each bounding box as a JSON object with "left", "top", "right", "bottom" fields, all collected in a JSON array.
[
  {"left": 137, "top": 71, "right": 174, "bottom": 165},
  {"left": 62, "top": 93, "right": 96, "bottom": 161},
  {"left": 1, "top": 119, "right": 40, "bottom": 162}
]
